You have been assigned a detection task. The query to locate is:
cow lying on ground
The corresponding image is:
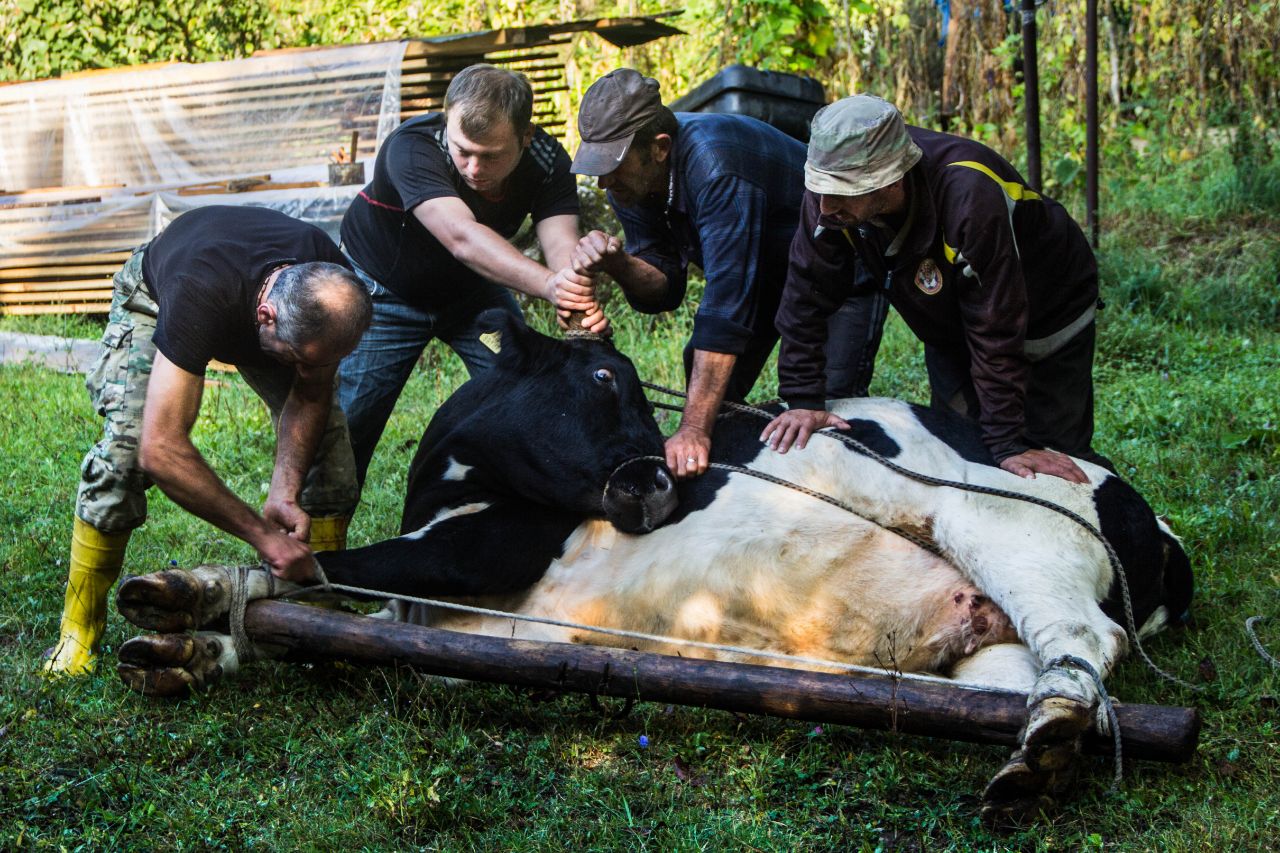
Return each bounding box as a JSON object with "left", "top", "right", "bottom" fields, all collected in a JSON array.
[{"left": 115, "top": 309, "right": 1193, "bottom": 818}]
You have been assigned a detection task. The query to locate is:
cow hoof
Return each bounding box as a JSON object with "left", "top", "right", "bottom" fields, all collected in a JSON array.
[
  {"left": 117, "top": 565, "right": 275, "bottom": 632},
  {"left": 1024, "top": 696, "right": 1090, "bottom": 770},
  {"left": 117, "top": 632, "right": 234, "bottom": 697},
  {"left": 980, "top": 749, "right": 1058, "bottom": 825},
  {"left": 1022, "top": 664, "right": 1096, "bottom": 767},
  {"left": 117, "top": 570, "right": 210, "bottom": 631}
]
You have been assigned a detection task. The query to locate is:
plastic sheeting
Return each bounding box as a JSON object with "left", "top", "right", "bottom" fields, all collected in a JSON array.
[
  {"left": 0, "top": 41, "right": 405, "bottom": 194},
  {"left": 0, "top": 177, "right": 361, "bottom": 263}
]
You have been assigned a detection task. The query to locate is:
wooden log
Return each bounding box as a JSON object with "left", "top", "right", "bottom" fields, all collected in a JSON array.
[{"left": 243, "top": 600, "right": 1201, "bottom": 764}]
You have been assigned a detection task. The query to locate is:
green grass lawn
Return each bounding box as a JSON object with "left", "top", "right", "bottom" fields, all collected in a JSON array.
[{"left": 2, "top": 152, "right": 1278, "bottom": 849}]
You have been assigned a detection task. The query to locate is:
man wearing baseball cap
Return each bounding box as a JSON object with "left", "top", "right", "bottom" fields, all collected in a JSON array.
[
  {"left": 568, "top": 68, "right": 873, "bottom": 479},
  {"left": 763, "top": 95, "right": 1106, "bottom": 482}
]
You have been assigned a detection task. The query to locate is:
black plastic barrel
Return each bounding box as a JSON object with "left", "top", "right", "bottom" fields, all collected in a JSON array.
[{"left": 669, "top": 64, "right": 827, "bottom": 142}]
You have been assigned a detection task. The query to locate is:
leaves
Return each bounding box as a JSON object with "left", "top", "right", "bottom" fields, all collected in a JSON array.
[{"left": 0, "top": 0, "right": 277, "bottom": 81}]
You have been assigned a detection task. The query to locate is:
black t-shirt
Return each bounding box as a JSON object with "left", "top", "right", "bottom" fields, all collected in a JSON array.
[
  {"left": 142, "top": 205, "right": 351, "bottom": 375},
  {"left": 339, "top": 113, "right": 579, "bottom": 308}
]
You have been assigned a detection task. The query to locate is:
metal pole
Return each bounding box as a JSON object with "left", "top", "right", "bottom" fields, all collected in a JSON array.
[
  {"left": 1021, "top": 0, "right": 1042, "bottom": 191},
  {"left": 1086, "top": 0, "right": 1100, "bottom": 246}
]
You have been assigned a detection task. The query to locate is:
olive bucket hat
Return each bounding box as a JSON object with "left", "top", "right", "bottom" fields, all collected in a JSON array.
[{"left": 804, "top": 94, "right": 922, "bottom": 196}]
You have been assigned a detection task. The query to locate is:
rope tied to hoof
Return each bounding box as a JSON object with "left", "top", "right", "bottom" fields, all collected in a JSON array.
[
  {"left": 228, "top": 558, "right": 333, "bottom": 664},
  {"left": 229, "top": 565, "right": 271, "bottom": 664},
  {"left": 1040, "top": 654, "right": 1123, "bottom": 791}
]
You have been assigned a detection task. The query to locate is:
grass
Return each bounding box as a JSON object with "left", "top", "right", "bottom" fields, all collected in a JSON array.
[{"left": 2, "top": 150, "right": 1279, "bottom": 849}]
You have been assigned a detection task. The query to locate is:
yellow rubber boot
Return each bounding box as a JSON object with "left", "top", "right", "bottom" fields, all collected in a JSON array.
[
  {"left": 309, "top": 515, "right": 350, "bottom": 553},
  {"left": 43, "top": 517, "right": 130, "bottom": 677}
]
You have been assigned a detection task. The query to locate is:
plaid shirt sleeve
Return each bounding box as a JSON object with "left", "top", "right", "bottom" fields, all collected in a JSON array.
[{"left": 684, "top": 174, "right": 771, "bottom": 354}]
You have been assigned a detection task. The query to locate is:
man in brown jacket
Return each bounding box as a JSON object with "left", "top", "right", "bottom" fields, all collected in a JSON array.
[{"left": 764, "top": 95, "right": 1106, "bottom": 483}]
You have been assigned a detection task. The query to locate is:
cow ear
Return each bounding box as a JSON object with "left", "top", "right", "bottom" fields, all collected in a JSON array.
[{"left": 474, "top": 308, "right": 557, "bottom": 368}]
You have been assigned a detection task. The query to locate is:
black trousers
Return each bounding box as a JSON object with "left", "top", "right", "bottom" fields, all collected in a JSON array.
[{"left": 925, "top": 322, "right": 1113, "bottom": 469}]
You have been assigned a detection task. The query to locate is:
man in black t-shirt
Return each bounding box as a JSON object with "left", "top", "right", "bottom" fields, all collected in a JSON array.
[
  {"left": 338, "top": 63, "right": 603, "bottom": 483},
  {"left": 44, "top": 205, "right": 372, "bottom": 677}
]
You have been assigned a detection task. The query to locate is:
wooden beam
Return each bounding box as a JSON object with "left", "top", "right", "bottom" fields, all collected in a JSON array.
[
  {"left": 0, "top": 301, "right": 111, "bottom": 315},
  {"left": 1, "top": 288, "right": 112, "bottom": 303},
  {"left": 243, "top": 600, "right": 1201, "bottom": 764}
]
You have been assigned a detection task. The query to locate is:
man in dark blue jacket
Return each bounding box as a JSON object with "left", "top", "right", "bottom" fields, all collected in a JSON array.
[{"left": 569, "top": 69, "right": 871, "bottom": 478}]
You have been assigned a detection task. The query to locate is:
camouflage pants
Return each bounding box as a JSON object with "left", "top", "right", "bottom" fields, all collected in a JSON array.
[{"left": 75, "top": 249, "right": 359, "bottom": 534}]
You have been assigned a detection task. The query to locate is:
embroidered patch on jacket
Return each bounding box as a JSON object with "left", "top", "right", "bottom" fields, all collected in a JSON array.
[{"left": 915, "top": 258, "right": 943, "bottom": 295}]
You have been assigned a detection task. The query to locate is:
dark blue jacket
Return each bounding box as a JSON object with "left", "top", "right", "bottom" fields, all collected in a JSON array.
[{"left": 611, "top": 113, "right": 806, "bottom": 355}]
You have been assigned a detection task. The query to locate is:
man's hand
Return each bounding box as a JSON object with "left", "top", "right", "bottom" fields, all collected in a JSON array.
[
  {"left": 556, "top": 305, "right": 610, "bottom": 335},
  {"left": 571, "top": 230, "right": 624, "bottom": 277},
  {"left": 545, "top": 266, "right": 598, "bottom": 312},
  {"left": 760, "top": 409, "right": 851, "bottom": 454},
  {"left": 263, "top": 496, "right": 310, "bottom": 542},
  {"left": 665, "top": 425, "right": 711, "bottom": 479},
  {"left": 254, "top": 527, "right": 317, "bottom": 582},
  {"left": 999, "top": 449, "right": 1090, "bottom": 484}
]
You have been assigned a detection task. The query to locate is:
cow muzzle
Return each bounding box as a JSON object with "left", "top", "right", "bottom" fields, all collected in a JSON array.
[{"left": 602, "top": 457, "right": 677, "bottom": 533}]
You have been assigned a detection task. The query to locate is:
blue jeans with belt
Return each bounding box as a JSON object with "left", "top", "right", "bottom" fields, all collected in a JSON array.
[{"left": 337, "top": 263, "right": 523, "bottom": 485}]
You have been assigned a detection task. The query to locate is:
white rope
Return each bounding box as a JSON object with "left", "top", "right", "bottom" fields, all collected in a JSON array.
[
  {"left": 1246, "top": 616, "right": 1280, "bottom": 668},
  {"left": 1041, "top": 654, "right": 1124, "bottom": 790},
  {"left": 276, "top": 578, "right": 1003, "bottom": 692}
]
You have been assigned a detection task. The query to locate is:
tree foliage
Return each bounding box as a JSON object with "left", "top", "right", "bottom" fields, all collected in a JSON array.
[
  {"left": 2, "top": 0, "right": 1276, "bottom": 191},
  {"left": 0, "top": 0, "right": 274, "bottom": 80}
]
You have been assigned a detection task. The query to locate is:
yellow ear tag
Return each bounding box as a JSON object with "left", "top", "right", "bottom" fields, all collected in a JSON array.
[{"left": 479, "top": 330, "right": 501, "bottom": 354}]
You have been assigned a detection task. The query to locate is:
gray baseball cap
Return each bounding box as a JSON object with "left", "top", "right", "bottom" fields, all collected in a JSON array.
[
  {"left": 805, "top": 95, "right": 922, "bottom": 196},
  {"left": 571, "top": 69, "right": 664, "bottom": 176}
]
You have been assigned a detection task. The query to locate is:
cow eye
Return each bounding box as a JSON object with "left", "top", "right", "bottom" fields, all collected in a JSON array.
[{"left": 593, "top": 367, "right": 615, "bottom": 384}]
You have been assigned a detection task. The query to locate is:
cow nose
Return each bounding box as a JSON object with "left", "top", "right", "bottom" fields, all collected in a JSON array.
[{"left": 601, "top": 457, "right": 679, "bottom": 534}]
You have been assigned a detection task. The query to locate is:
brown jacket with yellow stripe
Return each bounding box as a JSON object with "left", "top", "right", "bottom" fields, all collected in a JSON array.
[{"left": 776, "top": 125, "right": 1099, "bottom": 461}]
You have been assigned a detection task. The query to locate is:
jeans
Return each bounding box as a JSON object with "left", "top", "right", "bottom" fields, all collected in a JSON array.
[{"left": 337, "top": 263, "right": 523, "bottom": 484}]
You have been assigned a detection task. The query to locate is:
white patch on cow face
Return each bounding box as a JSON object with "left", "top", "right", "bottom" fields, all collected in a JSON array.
[
  {"left": 442, "top": 456, "right": 473, "bottom": 482},
  {"left": 403, "top": 501, "right": 491, "bottom": 540}
]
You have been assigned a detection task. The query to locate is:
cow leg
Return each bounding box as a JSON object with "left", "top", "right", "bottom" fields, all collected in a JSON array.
[
  {"left": 116, "top": 565, "right": 303, "bottom": 631},
  {"left": 948, "top": 642, "right": 1039, "bottom": 691},
  {"left": 930, "top": 510, "right": 1127, "bottom": 816}
]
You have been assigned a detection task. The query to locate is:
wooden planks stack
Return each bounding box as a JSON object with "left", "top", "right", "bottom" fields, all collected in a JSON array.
[
  {"left": 0, "top": 252, "right": 130, "bottom": 315},
  {"left": 0, "top": 15, "right": 683, "bottom": 317}
]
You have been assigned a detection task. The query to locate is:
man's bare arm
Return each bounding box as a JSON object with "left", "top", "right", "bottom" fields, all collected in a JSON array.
[
  {"left": 138, "top": 353, "right": 315, "bottom": 580},
  {"left": 571, "top": 229, "right": 670, "bottom": 304},
  {"left": 263, "top": 362, "right": 339, "bottom": 542},
  {"left": 415, "top": 197, "right": 574, "bottom": 303},
  {"left": 665, "top": 349, "right": 737, "bottom": 479}
]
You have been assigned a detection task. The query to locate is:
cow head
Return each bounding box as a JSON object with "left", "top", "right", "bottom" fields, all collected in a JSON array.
[{"left": 406, "top": 310, "right": 677, "bottom": 533}]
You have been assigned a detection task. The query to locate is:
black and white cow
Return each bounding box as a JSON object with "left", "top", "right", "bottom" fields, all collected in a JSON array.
[{"left": 116, "top": 310, "right": 1193, "bottom": 816}]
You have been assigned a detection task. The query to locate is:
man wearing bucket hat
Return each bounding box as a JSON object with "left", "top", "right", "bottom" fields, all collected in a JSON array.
[
  {"left": 763, "top": 95, "right": 1106, "bottom": 483},
  {"left": 568, "top": 68, "right": 874, "bottom": 479}
]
